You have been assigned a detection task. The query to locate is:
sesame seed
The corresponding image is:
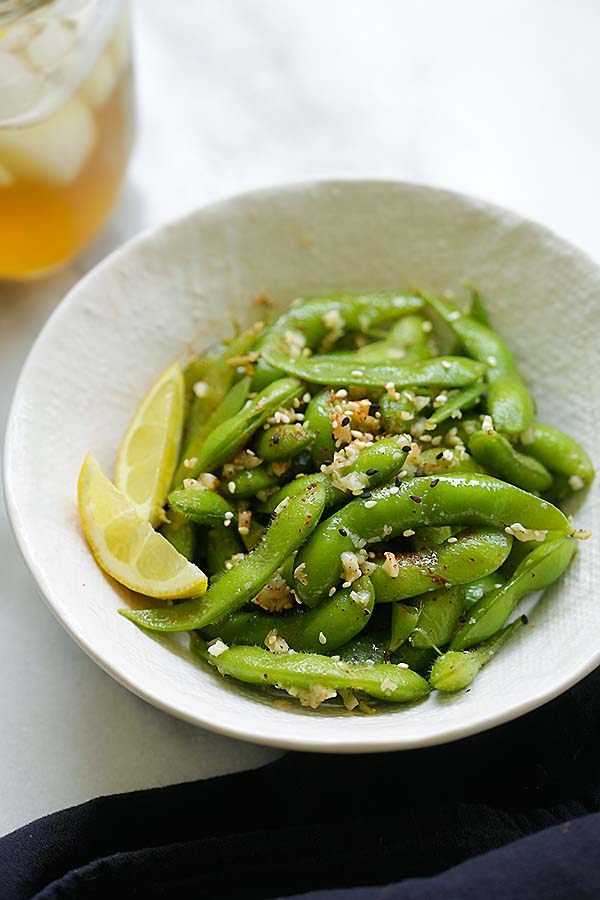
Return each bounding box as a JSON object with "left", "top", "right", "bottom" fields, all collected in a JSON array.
[
  {"left": 447, "top": 536, "right": 458, "bottom": 543},
  {"left": 351, "top": 370, "right": 364, "bottom": 377},
  {"left": 365, "top": 468, "right": 378, "bottom": 476},
  {"left": 442, "top": 360, "right": 451, "bottom": 369},
  {"left": 430, "top": 478, "right": 439, "bottom": 487},
  {"left": 335, "top": 389, "right": 348, "bottom": 398},
  {"left": 436, "top": 451, "right": 444, "bottom": 459},
  {"left": 228, "top": 481, "right": 236, "bottom": 493},
  {"left": 487, "top": 355, "right": 497, "bottom": 367},
  {"left": 341, "top": 416, "right": 350, "bottom": 427},
  {"left": 342, "top": 581, "right": 352, "bottom": 589},
  {"left": 410, "top": 495, "right": 421, "bottom": 503},
  {"left": 339, "top": 527, "right": 348, "bottom": 536},
  {"left": 389, "top": 485, "right": 399, "bottom": 494},
  {"left": 402, "top": 445, "right": 411, "bottom": 452},
  {"left": 224, "top": 519, "right": 231, "bottom": 527},
  {"left": 361, "top": 491, "right": 372, "bottom": 499},
  {"left": 364, "top": 499, "right": 377, "bottom": 508},
  {"left": 397, "top": 662, "right": 409, "bottom": 669},
  {"left": 302, "top": 392, "right": 311, "bottom": 403},
  {"left": 224, "top": 511, "right": 234, "bottom": 519},
  {"left": 272, "top": 433, "right": 280, "bottom": 444},
  {"left": 328, "top": 587, "right": 337, "bottom": 597},
  {"left": 318, "top": 632, "right": 327, "bottom": 644},
  {"left": 403, "top": 528, "right": 415, "bottom": 537}
]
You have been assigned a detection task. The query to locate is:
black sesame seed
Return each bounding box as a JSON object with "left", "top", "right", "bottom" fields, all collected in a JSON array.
[
  {"left": 341, "top": 416, "right": 350, "bottom": 427},
  {"left": 361, "top": 491, "right": 372, "bottom": 499},
  {"left": 435, "top": 451, "right": 444, "bottom": 459},
  {"left": 395, "top": 476, "right": 402, "bottom": 487},
  {"left": 272, "top": 433, "right": 280, "bottom": 444},
  {"left": 402, "top": 445, "right": 411, "bottom": 452},
  {"left": 430, "top": 478, "right": 439, "bottom": 487},
  {"left": 339, "top": 527, "right": 348, "bottom": 537},
  {"left": 365, "top": 467, "right": 378, "bottom": 476},
  {"left": 410, "top": 495, "right": 422, "bottom": 503},
  {"left": 521, "top": 614, "right": 529, "bottom": 625}
]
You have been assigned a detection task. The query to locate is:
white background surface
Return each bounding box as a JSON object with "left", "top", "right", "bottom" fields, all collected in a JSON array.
[{"left": 1, "top": 0, "right": 599, "bottom": 836}]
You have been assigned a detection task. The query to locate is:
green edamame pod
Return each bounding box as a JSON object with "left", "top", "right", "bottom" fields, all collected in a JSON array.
[
  {"left": 160, "top": 514, "right": 197, "bottom": 561},
  {"left": 181, "top": 326, "right": 260, "bottom": 452},
  {"left": 390, "top": 643, "right": 435, "bottom": 673},
  {"left": 469, "top": 428, "right": 552, "bottom": 494},
  {"left": 337, "top": 631, "right": 388, "bottom": 665},
  {"left": 304, "top": 390, "right": 336, "bottom": 466},
  {"left": 168, "top": 489, "right": 235, "bottom": 525},
  {"left": 193, "top": 637, "right": 430, "bottom": 706},
  {"left": 205, "top": 523, "right": 244, "bottom": 578},
  {"left": 427, "top": 382, "right": 486, "bottom": 426},
  {"left": 520, "top": 422, "right": 595, "bottom": 488},
  {"left": 255, "top": 423, "right": 314, "bottom": 462},
  {"left": 355, "top": 315, "right": 434, "bottom": 363},
  {"left": 262, "top": 352, "right": 485, "bottom": 390},
  {"left": 201, "top": 575, "right": 375, "bottom": 654},
  {"left": 451, "top": 536, "right": 577, "bottom": 650},
  {"left": 422, "top": 294, "right": 534, "bottom": 434},
  {"left": 468, "top": 290, "right": 492, "bottom": 328},
  {"left": 410, "top": 526, "right": 457, "bottom": 551},
  {"left": 120, "top": 481, "right": 327, "bottom": 633},
  {"left": 294, "top": 474, "right": 570, "bottom": 608},
  {"left": 431, "top": 616, "right": 526, "bottom": 692},
  {"left": 174, "top": 375, "right": 252, "bottom": 486},
  {"left": 416, "top": 447, "right": 484, "bottom": 477},
  {"left": 181, "top": 377, "right": 302, "bottom": 480},
  {"left": 409, "top": 585, "right": 465, "bottom": 649},
  {"left": 369, "top": 527, "right": 513, "bottom": 602},
  {"left": 221, "top": 465, "right": 284, "bottom": 500},
  {"left": 464, "top": 572, "right": 506, "bottom": 607},
  {"left": 389, "top": 603, "right": 421, "bottom": 651}
]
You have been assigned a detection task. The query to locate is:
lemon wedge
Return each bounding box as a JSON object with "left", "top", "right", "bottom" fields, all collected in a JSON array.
[
  {"left": 78, "top": 453, "right": 207, "bottom": 599},
  {"left": 115, "top": 362, "right": 184, "bottom": 525}
]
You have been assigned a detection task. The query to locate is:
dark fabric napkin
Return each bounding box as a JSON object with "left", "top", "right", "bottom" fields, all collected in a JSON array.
[{"left": 3, "top": 665, "right": 600, "bottom": 900}]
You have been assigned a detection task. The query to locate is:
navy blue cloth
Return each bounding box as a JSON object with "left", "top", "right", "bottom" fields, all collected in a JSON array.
[{"left": 2, "top": 663, "right": 600, "bottom": 899}]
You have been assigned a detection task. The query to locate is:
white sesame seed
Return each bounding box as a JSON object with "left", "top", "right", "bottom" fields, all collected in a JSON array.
[
  {"left": 364, "top": 499, "right": 377, "bottom": 509},
  {"left": 318, "top": 632, "right": 327, "bottom": 644},
  {"left": 224, "top": 511, "right": 234, "bottom": 519},
  {"left": 389, "top": 485, "right": 399, "bottom": 495},
  {"left": 328, "top": 587, "right": 337, "bottom": 597},
  {"left": 487, "top": 355, "right": 497, "bottom": 367},
  {"left": 447, "top": 536, "right": 458, "bottom": 543},
  {"left": 192, "top": 380, "right": 209, "bottom": 398},
  {"left": 228, "top": 481, "right": 236, "bottom": 493},
  {"left": 442, "top": 360, "right": 451, "bottom": 370},
  {"left": 403, "top": 529, "right": 415, "bottom": 537},
  {"left": 397, "top": 662, "right": 409, "bottom": 669},
  {"left": 351, "top": 370, "right": 364, "bottom": 377}
]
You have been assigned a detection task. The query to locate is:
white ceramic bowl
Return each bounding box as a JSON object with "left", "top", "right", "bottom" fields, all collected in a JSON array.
[{"left": 5, "top": 180, "right": 600, "bottom": 752}]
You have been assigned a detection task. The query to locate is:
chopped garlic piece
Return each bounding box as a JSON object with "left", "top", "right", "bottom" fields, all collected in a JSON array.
[
  {"left": 207, "top": 639, "right": 229, "bottom": 657},
  {"left": 264, "top": 629, "right": 290, "bottom": 654}
]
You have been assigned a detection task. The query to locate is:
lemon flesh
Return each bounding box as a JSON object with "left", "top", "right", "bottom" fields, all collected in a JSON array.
[
  {"left": 115, "top": 362, "right": 184, "bottom": 526},
  {"left": 78, "top": 453, "right": 207, "bottom": 599}
]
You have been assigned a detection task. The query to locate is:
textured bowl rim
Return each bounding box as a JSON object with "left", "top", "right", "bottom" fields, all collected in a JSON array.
[{"left": 4, "top": 177, "right": 599, "bottom": 753}]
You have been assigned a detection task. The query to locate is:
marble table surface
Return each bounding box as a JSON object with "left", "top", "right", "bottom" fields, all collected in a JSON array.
[{"left": 2, "top": 0, "right": 600, "bottom": 836}]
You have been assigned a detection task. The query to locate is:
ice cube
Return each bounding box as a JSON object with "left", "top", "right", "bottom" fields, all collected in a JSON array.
[
  {"left": 81, "top": 49, "right": 117, "bottom": 108},
  {"left": 0, "top": 97, "right": 96, "bottom": 183},
  {"left": 27, "top": 19, "right": 75, "bottom": 71},
  {"left": 0, "top": 52, "right": 44, "bottom": 120}
]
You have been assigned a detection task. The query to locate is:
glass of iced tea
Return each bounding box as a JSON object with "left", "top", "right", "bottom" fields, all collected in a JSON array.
[{"left": 0, "top": 0, "right": 134, "bottom": 279}]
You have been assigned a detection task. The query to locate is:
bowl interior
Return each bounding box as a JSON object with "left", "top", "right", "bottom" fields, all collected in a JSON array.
[{"left": 5, "top": 180, "right": 600, "bottom": 751}]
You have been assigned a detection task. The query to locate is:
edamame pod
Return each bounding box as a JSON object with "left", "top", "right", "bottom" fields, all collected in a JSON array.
[
  {"left": 469, "top": 428, "right": 552, "bottom": 493},
  {"left": 168, "top": 489, "right": 235, "bottom": 525},
  {"left": 427, "top": 382, "right": 486, "bottom": 426},
  {"left": 409, "top": 585, "right": 465, "bottom": 649},
  {"left": 431, "top": 616, "right": 526, "bottom": 691},
  {"left": 520, "top": 422, "right": 595, "bottom": 487},
  {"left": 389, "top": 603, "right": 421, "bottom": 651},
  {"left": 182, "top": 377, "right": 302, "bottom": 480},
  {"left": 262, "top": 353, "right": 486, "bottom": 390},
  {"left": 193, "top": 637, "right": 430, "bottom": 706},
  {"left": 201, "top": 576, "right": 375, "bottom": 653},
  {"left": 120, "top": 481, "right": 327, "bottom": 632},
  {"left": 255, "top": 424, "right": 314, "bottom": 462},
  {"left": 204, "top": 523, "right": 244, "bottom": 578},
  {"left": 423, "top": 294, "right": 534, "bottom": 433},
  {"left": 368, "top": 527, "right": 513, "bottom": 602},
  {"left": 451, "top": 536, "right": 577, "bottom": 650},
  {"left": 294, "top": 473, "right": 569, "bottom": 607}
]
